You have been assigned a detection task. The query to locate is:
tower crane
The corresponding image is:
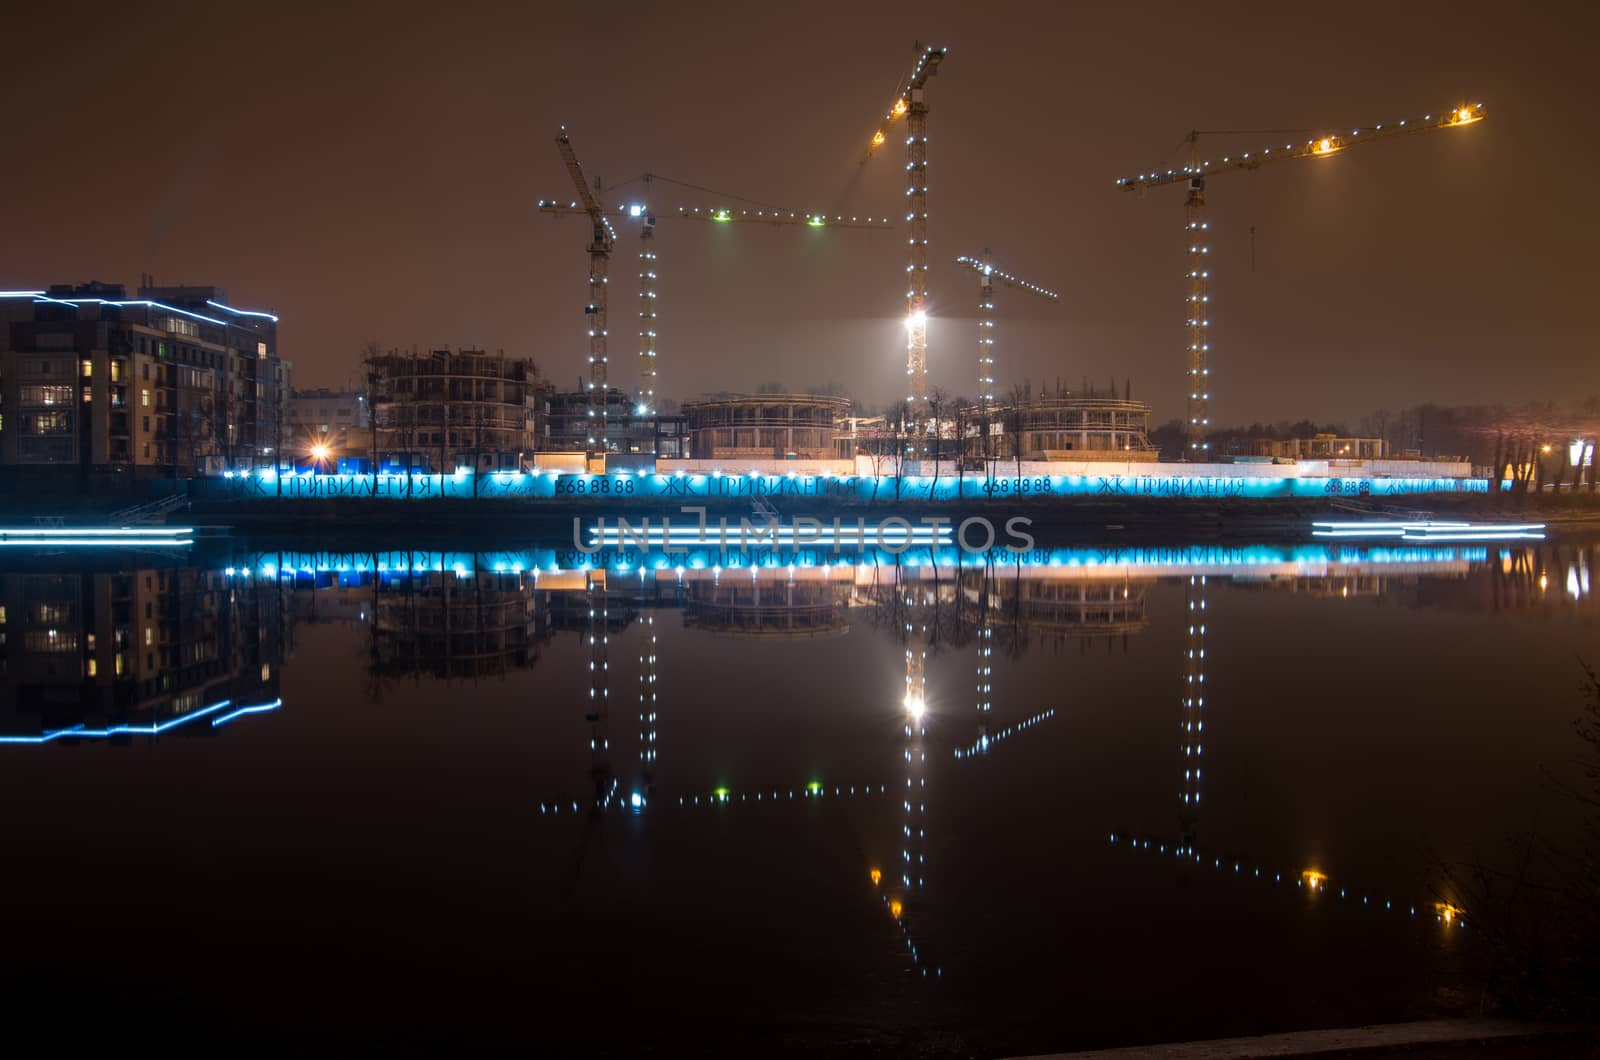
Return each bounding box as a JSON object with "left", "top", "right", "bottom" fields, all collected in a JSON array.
[
  {"left": 542, "top": 173, "right": 891, "bottom": 424},
  {"left": 861, "top": 43, "right": 947, "bottom": 455},
  {"left": 954, "top": 251, "right": 1060, "bottom": 455},
  {"left": 1116, "top": 101, "right": 1484, "bottom": 458},
  {"left": 553, "top": 128, "right": 617, "bottom": 454}
]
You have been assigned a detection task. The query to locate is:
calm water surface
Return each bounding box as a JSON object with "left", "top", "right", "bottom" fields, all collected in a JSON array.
[{"left": 1, "top": 538, "right": 1595, "bottom": 1054}]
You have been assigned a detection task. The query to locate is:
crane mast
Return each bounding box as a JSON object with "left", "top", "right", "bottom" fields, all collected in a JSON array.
[
  {"left": 1182, "top": 133, "right": 1211, "bottom": 457},
  {"left": 1117, "top": 101, "right": 1484, "bottom": 458},
  {"left": 904, "top": 47, "right": 943, "bottom": 455},
  {"left": 555, "top": 129, "right": 616, "bottom": 454},
  {"left": 977, "top": 253, "right": 995, "bottom": 409},
  {"left": 862, "top": 44, "right": 946, "bottom": 457},
  {"left": 635, "top": 188, "right": 658, "bottom": 415}
]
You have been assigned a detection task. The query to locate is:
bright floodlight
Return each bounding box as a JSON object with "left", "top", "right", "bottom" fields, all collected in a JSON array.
[
  {"left": 310, "top": 443, "right": 330, "bottom": 462},
  {"left": 904, "top": 693, "right": 926, "bottom": 720},
  {"left": 905, "top": 310, "right": 927, "bottom": 331}
]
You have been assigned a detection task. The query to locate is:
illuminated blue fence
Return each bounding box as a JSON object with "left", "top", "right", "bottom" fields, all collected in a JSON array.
[{"left": 215, "top": 469, "right": 1489, "bottom": 502}]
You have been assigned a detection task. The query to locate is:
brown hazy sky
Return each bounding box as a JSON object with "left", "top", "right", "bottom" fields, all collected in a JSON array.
[{"left": 2, "top": 0, "right": 1593, "bottom": 425}]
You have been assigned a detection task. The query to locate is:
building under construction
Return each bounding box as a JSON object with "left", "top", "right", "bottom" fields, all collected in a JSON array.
[
  {"left": 999, "top": 394, "right": 1157, "bottom": 461},
  {"left": 683, "top": 578, "right": 851, "bottom": 639},
  {"left": 682, "top": 394, "right": 850, "bottom": 461},
  {"left": 368, "top": 349, "right": 546, "bottom": 472},
  {"left": 369, "top": 571, "right": 547, "bottom": 682},
  {"left": 1249, "top": 435, "right": 1386, "bottom": 461}
]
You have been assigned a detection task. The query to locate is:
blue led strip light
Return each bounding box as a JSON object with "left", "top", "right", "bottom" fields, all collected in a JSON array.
[
  {"left": 210, "top": 698, "right": 284, "bottom": 727},
  {"left": 0, "top": 527, "right": 194, "bottom": 548},
  {"left": 0, "top": 698, "right": 282, "bottom": 745}
]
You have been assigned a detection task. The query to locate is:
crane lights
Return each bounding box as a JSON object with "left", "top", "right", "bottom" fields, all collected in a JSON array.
[
  {"left": 1114, "top": 101, "right": 1486, "bottom": 188},
  {"left": 676, "top": 206, "right": 890, "bottom": 227},
  {"left": 1181, "top": 575, "right": 1207, "bottom": 823},
  {"left": 954, "top": 252, "right": 1060, "bottom": 418},
  {"left": 953, "top": 256, "right": 1059, "bottom": 300}
]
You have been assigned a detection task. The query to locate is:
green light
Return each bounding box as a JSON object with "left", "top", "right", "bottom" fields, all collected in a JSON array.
[
  {"left": 712, "top": 210, "right": 731, "bottom": 222},
  {"left": 807, "top": 780, "right": 822, "bottom": 794},
  {"left": 714, "top": 786, "right": 730, "bottom": 801},
  {"left": 806, "top": 216, "right": 825, "bottom": 227}
]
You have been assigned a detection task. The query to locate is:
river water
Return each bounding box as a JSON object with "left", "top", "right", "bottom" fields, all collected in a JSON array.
[{"left": 0, "top": 537, "right": 1594, "bottom": 1054}]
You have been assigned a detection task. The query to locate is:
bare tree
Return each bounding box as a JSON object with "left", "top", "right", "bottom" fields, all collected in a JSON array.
[
  {"left": 360, "top": 340, "right": 382, "bottom": 474},
  {"left": 927, "top": 386, "right": 948, "bottom": 478},
  {"left": 1008, "top": 382, "right": 1031, "bottom": 481},
  {"left": 954, "top": 399, "right": 968, "bottom": 496},
  {"left": 887, "top": 400, "right": 910, "bottom": 499}
]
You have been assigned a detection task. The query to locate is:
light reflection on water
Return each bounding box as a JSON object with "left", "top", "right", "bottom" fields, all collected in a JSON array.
[{"left": 0, "top": 538, "right": 1594, "bottom": 1050}]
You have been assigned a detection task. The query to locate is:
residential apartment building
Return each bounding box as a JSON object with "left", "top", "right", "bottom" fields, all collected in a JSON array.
[
  {"left": 0, "top": 282, "right": 290, "bottom": 478},
  {"left": 0, "top": 563, "right": 287, "bottom": 737}
]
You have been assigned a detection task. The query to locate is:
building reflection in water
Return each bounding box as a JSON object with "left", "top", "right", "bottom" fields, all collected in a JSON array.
[
  {"left": 684, "top": 568, "right": 851, "bottom": 638},
  {"left": 9, "top": 540, "right": 1566, "bottom": 984},
  {"left": 367, "top": 566, "right": 548, "bottom": 684},
  {"left": 0, "top": 561, "right": 286, "bottom": 742}
]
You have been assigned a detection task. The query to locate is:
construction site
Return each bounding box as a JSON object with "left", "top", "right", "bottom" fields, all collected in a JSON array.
[{"left": 514, "top": 45, "right": 1487, "bottom": 493}]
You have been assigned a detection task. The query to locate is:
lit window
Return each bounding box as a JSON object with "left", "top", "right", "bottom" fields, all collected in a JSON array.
[
  {"left": 24, "top": 410, "right": 70, "bottom": 435},
  {"left": 25, "top": 630, "right": 78, "bottom": 653},
  {"left": 80, "top": 359, "right": 92, "bottom": 378},
  {"left": 20, "top": 385, "right": 73, "bottom": 406},
  {"left": 115, "top": 654, "right": 125, "bottom": 676},
  {"left": 141, "top": 389, "right": 150, "bottom": 407},
  {"left": 87, "top": 658, "right": 97, "bottom": 677},
  {"left": 144, "top": 627, "right": 153, "bottom": 645}
]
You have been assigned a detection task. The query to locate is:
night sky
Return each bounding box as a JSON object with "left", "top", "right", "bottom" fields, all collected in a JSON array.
[{"left": 2, "top": 1, "right": 1592, "bottom": 425}]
